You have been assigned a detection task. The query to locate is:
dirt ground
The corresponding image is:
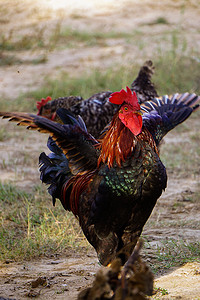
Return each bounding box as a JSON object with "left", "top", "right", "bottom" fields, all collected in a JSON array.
[{"left": 0, "top": 0, "right": 200, "bottom": 299}]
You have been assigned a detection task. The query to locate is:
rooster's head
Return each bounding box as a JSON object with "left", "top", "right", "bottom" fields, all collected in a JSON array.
[
  {"left": 109, "top": 86, "right": 142, "bottom": 136},
  {"left": 36, "top": 96, "right": 57, "bottom": 120},
  {"left": 36, "top": 96, "right": 52, "bottom": 115}
]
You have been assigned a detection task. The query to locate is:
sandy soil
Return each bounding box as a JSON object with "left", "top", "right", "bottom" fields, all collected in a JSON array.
[
  {"left": 0, "top": 0, "right": 200, "bottom": 299},
  {"left": 0, "top": 251, "right": 99, "bottom": 300},
  {"left": 1, "top": 259, "right": 200, "bottom": 300}
]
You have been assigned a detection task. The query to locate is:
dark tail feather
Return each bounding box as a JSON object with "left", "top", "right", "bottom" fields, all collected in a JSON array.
[
  {"left": 39, "top": 137, "right": 71, "bottom": 208},
  {"left": 56, "top": 108, "right": 88, "bottom": 132},
  {"left": 131, "top": 60, "right": 158, "bottom": 103}
]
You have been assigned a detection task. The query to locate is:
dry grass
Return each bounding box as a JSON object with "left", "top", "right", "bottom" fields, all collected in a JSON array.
[{"left": 0, "top": 183, "right": 89, "bottom": 262}]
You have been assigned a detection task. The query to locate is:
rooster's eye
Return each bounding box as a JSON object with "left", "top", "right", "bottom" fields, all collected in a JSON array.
[{"left": 124, "top": 107, "right": 128, "bottom": 111}]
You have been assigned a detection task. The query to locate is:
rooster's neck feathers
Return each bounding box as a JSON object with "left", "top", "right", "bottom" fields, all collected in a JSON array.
[
  {"left": 98, "top": 114, "right": 158, "bottom": 168},
  {"left": 98, "top": 115, "right": 134, "bottom": 168}
]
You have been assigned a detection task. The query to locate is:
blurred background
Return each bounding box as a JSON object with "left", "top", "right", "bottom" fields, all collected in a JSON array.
[{"left": 0, "top": 0, "right": 199, "bottom": 107}]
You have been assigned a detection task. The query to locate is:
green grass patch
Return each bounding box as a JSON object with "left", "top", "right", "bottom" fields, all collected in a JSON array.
[
  {"left": 0, "top": 51, "right": 47, "bottom": 67},
  {"left": 0, "top": 66, "right": 137, "bottom": 112},
  {"left": 144, "top": 17, "right": 169, "bottom": 26},
  {"left": 0, "top": 124, "right": 13, "bottom": 141},
  {"left": 154, "top": 30, "right": 200, "bottom": 94},
  {"left": 160, "top": 111, "right": 200, "bottom": 176},
  {"left": 1, "top": 48, "right": 199, "bottom": 112},
  {"left": 0, "top": 53, "right": 23, "bottom": 66},
  {"left": 153, "top": 239, "right": 200, "bottom": 273},
  {"left": 0, "top": 183, "right": 89, "bottom": 262},
  {"left": 0, "top": 23, "right": 133, "bottom": 54},
  {"left": 155, "top": 55, "right": 200, "bottom": 95},
  {"left": 0, "top": 29, "right": 46, "bottom": 51},
  {"left": 54, "top": 27, "right": 133, "bottom": 47},
  {"left": 153, "top": 287, "right": 169, "bottom": 297},
  {"left": 144, "top": 239, "right": 200, "bottom": 275}
]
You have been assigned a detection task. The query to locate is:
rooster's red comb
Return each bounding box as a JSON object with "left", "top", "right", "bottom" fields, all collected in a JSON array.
[
  {"left": 36, "top": 96, "right": 52, "bottom": 114},
  {"left": 109, "top": 86, "right": 140, "bottom": 110}
]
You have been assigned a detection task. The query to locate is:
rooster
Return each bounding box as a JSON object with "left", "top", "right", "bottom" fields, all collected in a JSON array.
[
  {"left": 0, "top": 89, "right": 199, "bottom": 266},
  {"left": 36, "top": 61, "right": 157, "bottom": 138}
]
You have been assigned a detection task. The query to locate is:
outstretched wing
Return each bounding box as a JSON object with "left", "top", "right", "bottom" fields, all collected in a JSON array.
[
  {"left": 141, "top": 93, "right": 200, "bottom": 145},
  {"left": 0, "top": 110, "right": 99, "bottom": 175}
]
